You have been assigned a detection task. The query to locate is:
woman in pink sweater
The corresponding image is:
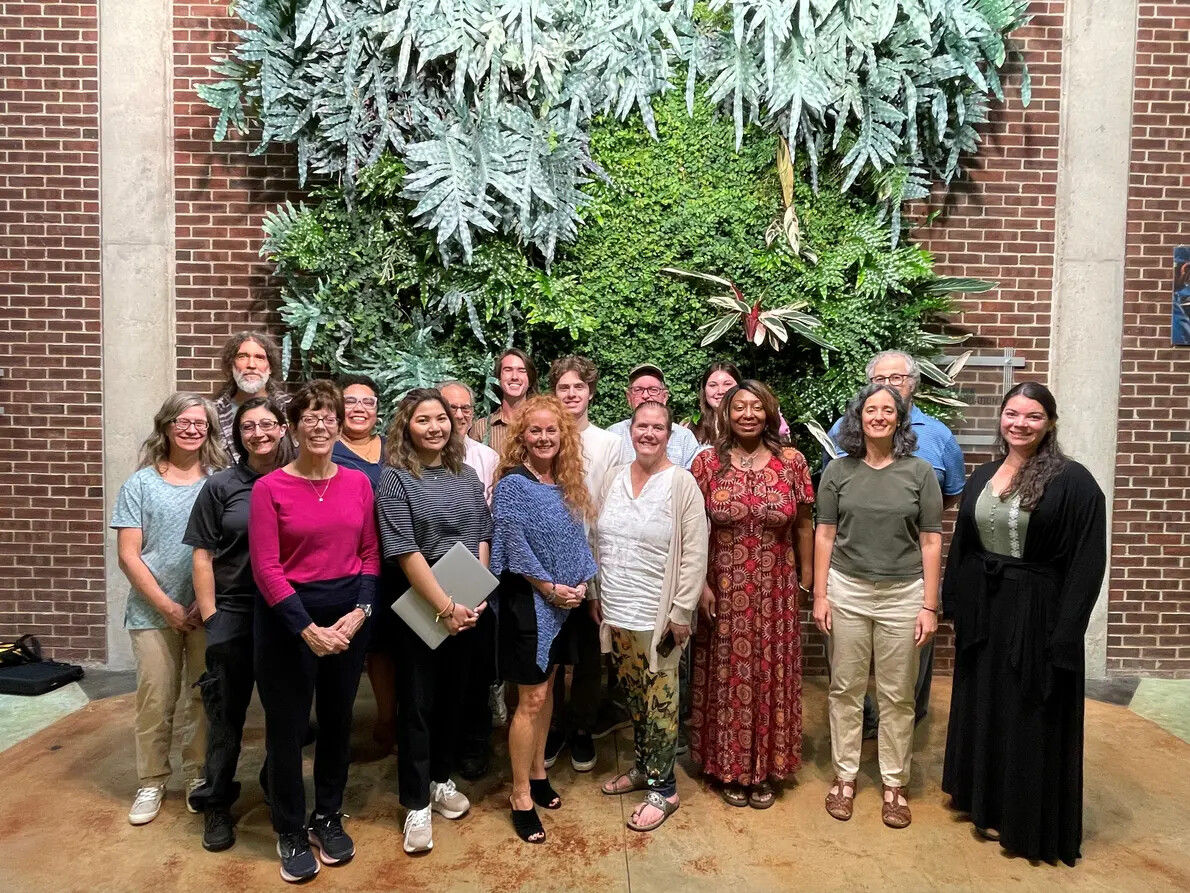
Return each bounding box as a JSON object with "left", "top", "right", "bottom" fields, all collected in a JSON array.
[{"left": 249, "top": 380, "right": 380, "bottom": 883}]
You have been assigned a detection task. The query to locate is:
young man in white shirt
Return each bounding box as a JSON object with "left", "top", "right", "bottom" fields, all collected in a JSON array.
[
  {"left": 546, "top": 356, "right": 630, "bottom": 771},
  {"left": 607, "top": 364, "right": 702, "bottom": 469}
]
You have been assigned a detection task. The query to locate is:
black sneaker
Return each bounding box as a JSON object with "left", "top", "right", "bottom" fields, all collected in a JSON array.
[
  {"left": 459, "top": 754, "right": 489, "bottom": 781},
  {"left": 277, "top": 831, "right": 319, "bottom": 883},
  {"left": 591, "top": 702, "right": 631, "bottom": 740},
  {"left": 202, "top": 808, "right": 236, "bottom": 852},
  {"left": 544, "top": 726, "right": 566, "bottom": 769},
  {"left": 308, "top": 812, "right": 355, "bottom": 865},
  {"left": 570, "top": 731, "right": 596, "bottom": 772}
]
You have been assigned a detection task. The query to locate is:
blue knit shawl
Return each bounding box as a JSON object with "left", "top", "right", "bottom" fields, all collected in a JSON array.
[{"left": 490, "top": 471, "right": 597, "bottom": 671}]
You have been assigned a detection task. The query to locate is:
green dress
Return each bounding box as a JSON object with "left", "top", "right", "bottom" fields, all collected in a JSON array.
[{"left": 974, "top": 482, "right": 1031, "bottom": 558}]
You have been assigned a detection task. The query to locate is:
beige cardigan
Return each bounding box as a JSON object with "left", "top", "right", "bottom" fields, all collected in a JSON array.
[{"left": 592, "top": 462, "right": 709, "bottom": 672}]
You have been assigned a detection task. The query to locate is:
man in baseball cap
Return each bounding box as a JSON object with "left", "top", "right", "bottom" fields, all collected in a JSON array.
[{"left": 607, "top": 363, "right": 702, "bottom": 469}]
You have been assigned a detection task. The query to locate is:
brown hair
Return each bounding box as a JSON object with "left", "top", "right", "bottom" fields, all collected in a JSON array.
[
  {"left": 712, "top": 380, "right": 784, "bottom": 463},
  {"left": 231, "top": 396, "right": 295, "bottom": 469},
  {"left": 494, "top": 395, "right": 594, "bottom": 521},
  {"left": 216, "top": 331, "right": 284, "bottom": 400},
  {"left": 691, "top": 360, "right": 741, "bottom": 445},
  {"left": 493, "top": 348, "right": 538, "bottom": 398},
  {"left": 548, "top": 355, "right": 600, "bottom": 396},
  {"left": 995, "top": 381, "right": 1067, "bottom": 511},
  {"left": 138, "top": 391, "right": 229, "bottom": 473},
  {"left": 383, "top": 388, "right": 465, "bottom": 477},
  {"left": 286, "top": 379, "right": 344, "bottom": 429}
]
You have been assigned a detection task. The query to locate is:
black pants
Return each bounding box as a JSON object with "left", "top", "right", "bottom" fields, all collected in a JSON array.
[
  {"left": 395, "top": 619, "right": 472, "bottom": 810},
  {"left": 460, "top": 606, "right": 496, "bottom": 762},
  {"left": 193, "top": 630, "right": 255, "bottom": 811},
  {"left": 255, "top": 599, "right": 368, "bottom": 834},
  {"left": 551, "top": 606, "right": 600, "bottom": 732}
]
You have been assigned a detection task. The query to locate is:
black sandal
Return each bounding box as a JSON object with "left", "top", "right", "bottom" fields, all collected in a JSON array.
[
  {"left": 510, "top": 797, "right": 546, "bottom": 844},
  {"left": 529, "top": 778, "right": 562, "bottom": 810}
]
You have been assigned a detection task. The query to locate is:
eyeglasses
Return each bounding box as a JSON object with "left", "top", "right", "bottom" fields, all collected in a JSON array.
[
  {"left": 343, "top": 396, "right": 378, "bottom": 409},
  {"left": 448, "top": 403, "right": 474, "bottom": 415},
  {"left": 171, "top": 418, "right": 209, "bottom": 433},
  {"left": 628, "top": 385, "right": 665, "bottom": 397},
  {"left": 299, "top": 414, "right": 340, "bottom": 430},
  {"left": 870, "top": 374, "right": 910, "bottom": 386},
  {"left": 239, "top": 420, "right": 281, "bottom": 434}
]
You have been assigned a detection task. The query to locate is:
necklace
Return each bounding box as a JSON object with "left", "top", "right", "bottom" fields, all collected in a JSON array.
[
  {"left": 735, "top": 445, "right": 765, "bottom": 470},
  {"left": 308, "top": 476, "right": 332, "bottom": 503},
  {"left": 525, "top": 463, "right": 552, "bottom": 484}
]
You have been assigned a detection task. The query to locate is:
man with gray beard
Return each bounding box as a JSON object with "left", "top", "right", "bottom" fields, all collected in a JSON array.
[{"left": 213, "top": 331, "right": 289, "bottom": 462}]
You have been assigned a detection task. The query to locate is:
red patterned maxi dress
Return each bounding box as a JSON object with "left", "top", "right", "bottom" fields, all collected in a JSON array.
[{"left": 689, "top": 446, "right": 814, "bottom": 785}]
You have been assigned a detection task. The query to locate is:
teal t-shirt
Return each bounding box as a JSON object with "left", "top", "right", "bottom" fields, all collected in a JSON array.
[{"left": 110, "top": 466, "right": 207, "bottom": 629}]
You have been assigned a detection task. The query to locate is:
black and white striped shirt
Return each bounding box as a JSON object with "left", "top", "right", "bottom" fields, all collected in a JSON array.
[{"left": 375, "top": 464, "right": 493, "bottom": 567}]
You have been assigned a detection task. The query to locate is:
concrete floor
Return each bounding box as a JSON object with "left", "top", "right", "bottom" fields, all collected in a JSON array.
[{"left": 1, "top": 677, "right": 1189, "bottom": 893}]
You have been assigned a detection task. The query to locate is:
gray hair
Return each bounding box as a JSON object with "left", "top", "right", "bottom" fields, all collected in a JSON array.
[
  {"left": 835, "top": 384, "right": 919, "bottom": 459},
  {"left": 435, "top": 379, "right": 474, "bottom": 400},
  {"left": 865, "top": 350, "right": 920, "bottom": 393}
]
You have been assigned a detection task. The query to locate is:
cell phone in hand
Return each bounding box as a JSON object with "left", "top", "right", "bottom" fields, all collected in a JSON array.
[{"left": 656, "top": 629, "right": 677, "bottom": 658}]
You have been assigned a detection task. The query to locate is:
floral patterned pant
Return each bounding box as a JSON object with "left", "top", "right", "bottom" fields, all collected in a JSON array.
[{"left": 609, "top": 626, "right": 680, "bottom": 797}]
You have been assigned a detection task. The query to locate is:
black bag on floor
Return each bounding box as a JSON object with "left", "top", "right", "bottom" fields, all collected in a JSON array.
[{"left": 0, "top": 634, "right": 84, "bottom": 695}]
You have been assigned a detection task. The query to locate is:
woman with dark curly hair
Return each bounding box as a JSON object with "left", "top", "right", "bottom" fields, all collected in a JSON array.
[
  {"left": 813, "top": 383, "right": 943, "bottom": 829},
  {"left": 689, "top": 380, "right": 815, "bottom": 810},
  {"left": 942, "top": 382, "right": 1106, "bottom": 866},
  {"left": 489, "top": 395, "right": 597, "bottom": 844},
  {"left": 375, "top": 389, "right": 492, "bottom": 856}
]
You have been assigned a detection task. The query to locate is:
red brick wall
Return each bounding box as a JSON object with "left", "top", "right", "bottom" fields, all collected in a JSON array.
[
  {"left": 1108, "top": 3, "right": 1190, "bottom": 677},
  {"left": 0, "top": 3, "right": 105, "bottom": 661},
  {"left": 910, "top": 5, "right": 1065, "bottom": 675},
  {"left": 173, "top": 4, "right": 300, "bottom": 397}
]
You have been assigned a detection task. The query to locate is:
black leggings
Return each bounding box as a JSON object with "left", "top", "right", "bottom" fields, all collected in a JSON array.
[
  {"left": 395, "top": 619, "right": 473, "bottom": 810},
  {"left": 255, "top": 599, "right": 368, "bottom": 834}
]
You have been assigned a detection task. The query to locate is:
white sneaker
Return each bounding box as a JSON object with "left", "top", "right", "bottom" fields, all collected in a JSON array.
[
  {"left": 128, "top": 785, "right": 166, "bottom": 825},
  {"left": 185, "top": 778, "right": 205, "bottom": 814},
  {"left": 403, "top": 806, "right": 433, "bottom": 853},
  {"left": 489, "top": 682, "right": 508, "bottom": 728},
  {"left": 430, "top": 779, "right": 470, "bottom": 820}
]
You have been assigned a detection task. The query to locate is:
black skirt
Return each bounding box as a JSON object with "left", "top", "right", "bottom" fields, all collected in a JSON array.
[{"left": 496, "top": 574, "right": 570, "bottom": 686}]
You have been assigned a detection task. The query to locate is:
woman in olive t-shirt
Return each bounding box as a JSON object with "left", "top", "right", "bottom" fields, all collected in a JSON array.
[{"left": 812, "top": 384, "right": 943, "bottom": 830}]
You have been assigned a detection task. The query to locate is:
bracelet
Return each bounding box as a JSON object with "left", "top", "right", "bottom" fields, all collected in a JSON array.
[
  {"left": 434, "top": 598, "right": 455, "bottom": 622},
  {"left": 921, "top": 605, "right": 939, "bottom": 613},
  {"left": 544, "top": 583, "right": 557, "bottom": 605}
]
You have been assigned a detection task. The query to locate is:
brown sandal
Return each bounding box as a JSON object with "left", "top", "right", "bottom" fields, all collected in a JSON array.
[
  {"left": 825, "top": 777, "right": 856, "bottom": 821},
  {"left": 881, "top": 785, "right": 911, "bottom": 828},
  {"left": 749, "top": 781, "right": 776, "bottom": 809},
  {"left": 719, "top": 783, "right": 749, "bottom": 808}
]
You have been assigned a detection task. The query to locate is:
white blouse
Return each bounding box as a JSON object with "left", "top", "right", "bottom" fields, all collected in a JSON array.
[{"left": 596, "top": 466, "right": 675, "bottom": 631}]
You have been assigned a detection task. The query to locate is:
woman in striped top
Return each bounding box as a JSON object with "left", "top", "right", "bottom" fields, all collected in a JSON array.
[{"left": 375, "top": 388, "right": 493, "bottom": 856}]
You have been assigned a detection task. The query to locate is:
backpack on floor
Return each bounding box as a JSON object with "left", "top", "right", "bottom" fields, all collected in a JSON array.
[{"left": 0, "top": 635, "right": 85, "bottom": 696}]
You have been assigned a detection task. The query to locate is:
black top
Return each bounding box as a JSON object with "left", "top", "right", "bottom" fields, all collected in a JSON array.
[
  {"left": 375, "top": 463, "right": 493, "bottom": 595},
  {"left": 183, "top": 463, "right": 264, "bottom": 610}
]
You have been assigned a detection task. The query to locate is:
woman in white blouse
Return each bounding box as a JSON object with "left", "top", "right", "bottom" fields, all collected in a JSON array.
[{"left": 591, "top": 401, "right": 708, "bottom": 832}]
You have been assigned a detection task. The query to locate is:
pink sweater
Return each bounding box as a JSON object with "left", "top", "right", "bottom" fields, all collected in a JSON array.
[{"left": 249, "top": 466, "right": 380, "bottom": 634}]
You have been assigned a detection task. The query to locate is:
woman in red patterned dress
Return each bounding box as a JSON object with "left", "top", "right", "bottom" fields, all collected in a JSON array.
[{"left": 689, "top": 380, "right": 815, "bottom": 808}]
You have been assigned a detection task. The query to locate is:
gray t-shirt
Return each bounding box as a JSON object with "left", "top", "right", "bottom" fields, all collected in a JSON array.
[
  {"left": 110, "top": 465, "right": 207, "bottom": 629},
  {"left": 816, "top": 456, "right": 943, "bottom": 582}
]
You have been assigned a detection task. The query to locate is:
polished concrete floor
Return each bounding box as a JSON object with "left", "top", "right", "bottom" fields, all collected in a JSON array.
[{"left": 1, "top": 677, "right": 1189, "bottom": 893}]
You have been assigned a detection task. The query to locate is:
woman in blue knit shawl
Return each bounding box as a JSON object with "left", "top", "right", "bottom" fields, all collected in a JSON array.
[{"left": 490, "top": 395, "right": 597, "bottom": 845}]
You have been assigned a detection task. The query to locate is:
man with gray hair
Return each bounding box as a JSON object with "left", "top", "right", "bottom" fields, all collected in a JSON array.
[
  {"left": 824, "top": 349, "right": 965, "bottom": 733},
  {"left": 438, "top": 379, "right": 498, "bottom": 502}
]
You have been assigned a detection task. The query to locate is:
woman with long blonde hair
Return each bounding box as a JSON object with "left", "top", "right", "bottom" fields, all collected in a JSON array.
[
  {"left": 489, "top": 395, "right": 597, "bottom": 844},
  {"left": 111, "top": 392, "right": 227, "bottom": 827}
]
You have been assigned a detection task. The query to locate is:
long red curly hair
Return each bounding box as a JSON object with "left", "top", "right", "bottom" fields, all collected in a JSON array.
[{"left": 494, "top": 395, "right": 594, "bottom": 522}]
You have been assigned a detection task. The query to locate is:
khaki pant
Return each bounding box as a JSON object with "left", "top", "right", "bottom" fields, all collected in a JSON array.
[
  {"left": 826, "top": 568, "right": 921, "bottom": 788},
  {"left": 129, "top": 626, "right": 207, "bottom": 787}
]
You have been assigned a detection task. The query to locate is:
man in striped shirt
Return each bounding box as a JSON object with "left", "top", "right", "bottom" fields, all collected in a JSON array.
[
  {"left": 212, "top": 331, "right": 289, "bottom": 462},
  {"left": 468, "top": 348, "right": 536, "bottom": 456}
]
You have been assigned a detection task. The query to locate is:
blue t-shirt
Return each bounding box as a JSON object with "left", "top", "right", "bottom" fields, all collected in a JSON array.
[
  {"left": 825, "top": 404, "right": 966, "bottom": 496},
  {"left": 110, "top": 466, "right": 207, "bottom": 629}
]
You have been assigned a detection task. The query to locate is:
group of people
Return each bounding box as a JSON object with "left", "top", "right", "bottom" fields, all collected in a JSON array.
[{"left": 111, "top": 330, "right": 1107, "bottom": 883}]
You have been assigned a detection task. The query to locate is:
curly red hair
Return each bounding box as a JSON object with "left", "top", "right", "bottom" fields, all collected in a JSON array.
[{"left": 494, "top": 395, "right": 594, "bottom": 522}]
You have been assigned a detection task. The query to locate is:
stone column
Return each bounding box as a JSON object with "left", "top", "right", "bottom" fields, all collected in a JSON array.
[
  {"left": 1048, "top": 0, "right": 1138, "bottom": 678},
  {"left": 99, "top": 0, "right": 176, "bottom": 668}
]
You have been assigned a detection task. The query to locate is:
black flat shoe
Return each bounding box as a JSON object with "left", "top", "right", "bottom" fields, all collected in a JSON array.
[
  {"left": 510, "top": 797, "right": 546, "bottom": 844},
  {"left": 529, "top": 778, "right": 562, "bottom": 810}
]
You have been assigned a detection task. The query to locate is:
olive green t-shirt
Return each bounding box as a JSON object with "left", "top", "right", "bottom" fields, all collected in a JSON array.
[{"left": 816, "top": 456, "right": 943, "bottom": 582}]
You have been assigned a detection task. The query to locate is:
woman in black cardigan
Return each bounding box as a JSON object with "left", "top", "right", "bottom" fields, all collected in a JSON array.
[{"left": 942, "top": 382, "right": 1107, "bottom": 866}]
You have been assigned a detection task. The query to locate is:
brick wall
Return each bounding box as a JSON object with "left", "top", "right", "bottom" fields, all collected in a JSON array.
[
  {"left": 0, "top": 3, "right": 104, "bottom": 661},
  {"left": 173, "top": 4, "right": 300, "bottom": 397},
  {"left": 1108, "top": 3, "right": 1190, "bottom": 677}
]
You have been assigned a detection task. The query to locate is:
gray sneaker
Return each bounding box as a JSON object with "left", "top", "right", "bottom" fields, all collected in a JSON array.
[
  {"left": 403, "top": 806, "right": 433, "bottom": 853},
  {"left": 128, "top": 785, "right": 165, "bottom": 825},
  {"left": 430, "top": 779, "right": 470, "bottom": 819}
]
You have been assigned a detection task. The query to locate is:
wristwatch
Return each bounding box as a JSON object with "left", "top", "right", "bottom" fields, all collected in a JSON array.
[{"left": 355, "top": 603, "right": 373, "bottom": 619}]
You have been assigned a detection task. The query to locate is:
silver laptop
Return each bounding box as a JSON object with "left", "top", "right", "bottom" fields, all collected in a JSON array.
[{"left": 391, "top": 541, "right": 499, "bottom": 649}]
